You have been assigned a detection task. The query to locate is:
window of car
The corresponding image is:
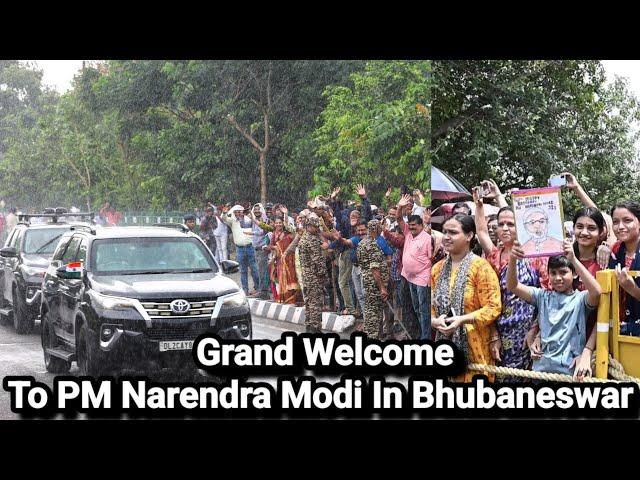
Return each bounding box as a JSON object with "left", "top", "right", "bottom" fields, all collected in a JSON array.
[
  {"left": 52, "top": 236, "right": 73, "bottom": 262},
  {"left": 23, "top": 227, "right": 71, "bottom": 255},
  {"left": 91, "top": 237, "right": 217, "bottom": 275},
  {"left": 4, "top": 229, "right": 17, "bottom": 248},
  {"left": 61, "top": 236, "right": 82, "bottom": 265},
  {"left": 10, "top": 229, "right": 24, "bottom": 249},
  {"left": 76, "top": 237, "right": 88, "bottom": 264}
]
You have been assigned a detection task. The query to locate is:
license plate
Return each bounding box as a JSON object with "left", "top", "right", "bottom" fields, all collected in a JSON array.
[{"left": 159, "top": 340, "right": 194, "bottom": 352}]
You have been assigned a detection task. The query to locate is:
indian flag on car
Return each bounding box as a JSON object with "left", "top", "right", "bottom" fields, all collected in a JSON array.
[{"left": 65, "top": 261, "right": 83, "bottom": 279}]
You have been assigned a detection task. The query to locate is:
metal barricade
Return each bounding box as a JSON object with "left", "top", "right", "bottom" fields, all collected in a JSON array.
[{"left": 595, "top": 270, "right": 640, "bottom": 378}]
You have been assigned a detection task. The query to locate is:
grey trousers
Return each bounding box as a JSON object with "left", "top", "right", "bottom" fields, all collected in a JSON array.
[
  {"left": 351, "top": 265, "right": 365, "bottom": 313},
  {"left": 338, "top": 250, "right": 354, "bottom": 312}
]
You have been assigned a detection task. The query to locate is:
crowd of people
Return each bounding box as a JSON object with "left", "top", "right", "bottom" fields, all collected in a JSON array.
[
  {"left": 430, "top": 172, "right": 640, "bottom": 382},
  {"left": 188, "top": 186, "right": 430, "bottom": 338},
  {"left": 0, "top": 189, "right": 432, "bottom": 341}
]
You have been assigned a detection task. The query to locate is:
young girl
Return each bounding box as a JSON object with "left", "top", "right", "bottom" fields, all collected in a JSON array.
[{"left": 608, "top": 201, "right": 640, "bottom": 337}]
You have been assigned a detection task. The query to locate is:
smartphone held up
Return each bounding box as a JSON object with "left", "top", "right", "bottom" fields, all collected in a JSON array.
[{"left": 548, "top": 174, "right": 567, "bottom": 188}]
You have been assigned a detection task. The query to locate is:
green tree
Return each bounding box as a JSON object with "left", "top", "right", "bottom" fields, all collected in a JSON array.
[
  {"left": 313, "top": 60, "right": 430, "bottom": 206},
  {"left": 79, "top": 60, "right": 362, "bottom": 209}
]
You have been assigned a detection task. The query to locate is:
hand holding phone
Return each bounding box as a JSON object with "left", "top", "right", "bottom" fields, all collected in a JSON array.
[
  {"left": 549, "top": 174, "right": 567, "bottom": 187},
  {"left": 481, "top": 181, "right": 492, "bottom": 196}
]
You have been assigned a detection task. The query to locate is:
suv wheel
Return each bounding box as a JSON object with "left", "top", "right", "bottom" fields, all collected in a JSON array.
[
  {"left": 41, "top": 311, "right": 70, "bottom": 374},
  {"left": 77, "top": 323, "right": 105, "bottom": 376},
  {"left": 13, "top": 287, "right": 34, "bottom": 334}
]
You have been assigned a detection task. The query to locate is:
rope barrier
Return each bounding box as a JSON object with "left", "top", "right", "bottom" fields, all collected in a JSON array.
[
  {"left": 467, "top": 357, "right": 640, "bottom": 385},
  {"left": 466, "top": 363, "right": 616, "bottom": 383},
  {"left": 607, "top": 356, "right": 640, "bottom": 385}
]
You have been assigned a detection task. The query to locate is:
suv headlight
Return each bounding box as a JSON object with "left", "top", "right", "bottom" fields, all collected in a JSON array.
[
  {"left": 222, "top": 291, "right": 247, "bottom": 307},
  {"left": 89, "top": 291, "right": 138, "bottom": 311}
]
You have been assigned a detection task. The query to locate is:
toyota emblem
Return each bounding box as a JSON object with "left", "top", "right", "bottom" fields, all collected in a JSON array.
[{"left": 170, "top": 299, "right": 191, "bottom": 314}]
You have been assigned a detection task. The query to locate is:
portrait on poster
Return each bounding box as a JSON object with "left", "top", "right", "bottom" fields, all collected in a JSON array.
[{"left": 512, "top": 187, "right": 565, "bottom": 258}]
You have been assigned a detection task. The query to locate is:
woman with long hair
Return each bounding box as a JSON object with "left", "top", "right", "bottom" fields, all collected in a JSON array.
[
  {"left": 563, "top": 207, "right": 607, "bottom": 377},
  {"left": 608, "top": 201, "right": 640, "bottom": 337},
  {"left": 431, "top": 214, "right": 501, "bottom": 382}
]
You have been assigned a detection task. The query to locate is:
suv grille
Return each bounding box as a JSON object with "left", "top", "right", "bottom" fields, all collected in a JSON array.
[
  {"left": 140, "top": 298, "right": 216, "bottom": 319},
  {"left": 144, "top": 319, "right": 212, "bottom": 341}
]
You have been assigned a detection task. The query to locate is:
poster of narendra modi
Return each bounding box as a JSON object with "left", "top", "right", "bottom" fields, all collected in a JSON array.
[{"left": 512, "top": 187, "right": 565, "bottom": 258}]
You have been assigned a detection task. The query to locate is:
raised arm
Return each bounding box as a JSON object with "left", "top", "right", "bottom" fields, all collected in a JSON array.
[
  {"left": 562, "top": 172, "right": 597, "bottom": 209},
  {"left": 482, "top": 179, "right": 509, "bottom": 208},
  {"left": 396, "top": 194, "right": 412, "bottom": 231},
  {"left": 473, "top": 187, "right": 496, "bottom": 256},
  {"left": 506, "top": 241, "right": 534, "bottom": 303},
  {"left": 382, "top": 186, "right": 393, "bottom": 209},
  {"left": 355, "top": 184, "right": 372, "bottom": 222}
]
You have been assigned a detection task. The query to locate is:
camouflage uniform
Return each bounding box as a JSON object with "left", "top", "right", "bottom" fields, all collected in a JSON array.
[
  {"left": 298, "top": 217, "right": 327, "bottom": 332},
  {"left": 357, "top": 220, "right": 390, "bottom": 339}
]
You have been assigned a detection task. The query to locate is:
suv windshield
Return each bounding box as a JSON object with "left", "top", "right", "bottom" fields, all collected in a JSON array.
[
  {"left": 90, "top": 237, "right": 218, "bottom": 275},
  {"left": 24, "top": 227, "right": 71, "bottom": 254}
]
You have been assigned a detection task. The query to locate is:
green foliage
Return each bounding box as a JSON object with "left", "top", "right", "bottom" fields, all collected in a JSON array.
[
  {"left": 312, "top": 61, "right": 430, "bottom": 206},
  {"left": 0, "top": 60, "right": 425, "bottom": 213}
]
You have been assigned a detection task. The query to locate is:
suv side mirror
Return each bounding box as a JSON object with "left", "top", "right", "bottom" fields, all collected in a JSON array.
[
  {"left": 0, "top": 247, "right": 18, "bottom": 258},
  {"left": 56, "top": 262, "right": 84, "bottom": 279},
  {"left": 220, "top": 260, "right": 239, "bottom": 274}
]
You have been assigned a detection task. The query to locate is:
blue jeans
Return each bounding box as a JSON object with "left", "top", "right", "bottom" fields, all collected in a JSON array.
[
  {"left": 236, "top": 245, "right": 260, "bottom": 294},
  {"left": 409, "top": 282, "right": 430, "bottom": 340}
]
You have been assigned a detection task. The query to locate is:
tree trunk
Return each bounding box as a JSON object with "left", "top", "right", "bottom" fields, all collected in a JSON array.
[{"left": 259, "top": 150, "right": 267, "bottom": 205}]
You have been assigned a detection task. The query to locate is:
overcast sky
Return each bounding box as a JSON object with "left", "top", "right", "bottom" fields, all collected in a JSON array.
[
  {"left": 28, "top": 60, "right": 84, "bottom": 92},
  {"left": 23, "top": 60, "right": 640, "bottom": 99}
]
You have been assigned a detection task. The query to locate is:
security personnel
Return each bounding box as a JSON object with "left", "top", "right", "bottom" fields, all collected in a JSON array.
[
  {"left": 297, "top": 215, "right": 327, "bottom": 333},
  {"left": 357, "top": 219, "right": 390, "bottom": 339}
]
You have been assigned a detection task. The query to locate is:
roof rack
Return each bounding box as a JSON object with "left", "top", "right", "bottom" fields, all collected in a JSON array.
[
  {"left": 18, "top": 212, "right": 95, "bottom": 224},
  {"left": 152, "top": 223, "right": 191, "bottom": 234},
  {"left": 69, "top": 224, "right": 97, "bottom": 235}
]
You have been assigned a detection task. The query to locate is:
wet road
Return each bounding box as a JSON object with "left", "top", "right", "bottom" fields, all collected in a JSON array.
[{"left": 0, "top": 313, "right": 314, "bottom": 420}]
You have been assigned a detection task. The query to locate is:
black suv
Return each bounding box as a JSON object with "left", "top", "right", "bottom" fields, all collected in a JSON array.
[
  {"left": 0, "top": 211, "right": 94, "bottom": 333},
  {"left": 40, "top": 225, "right": 251, "bottom": 375}
]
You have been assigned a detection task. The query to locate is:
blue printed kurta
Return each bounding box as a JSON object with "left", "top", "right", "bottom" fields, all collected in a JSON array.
[{"left": 487, "top": 247, "right": 548, "bottom": 381}]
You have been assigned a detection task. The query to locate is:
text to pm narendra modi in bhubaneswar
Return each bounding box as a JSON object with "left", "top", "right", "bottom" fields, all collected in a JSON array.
[{"left": 2, "top": 334, "right": 639, "bottom": 414}]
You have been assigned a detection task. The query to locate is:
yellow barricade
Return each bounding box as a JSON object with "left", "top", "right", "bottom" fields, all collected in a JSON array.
[{"left": 595, "top": 270, "right": 640, "bottom": 379}]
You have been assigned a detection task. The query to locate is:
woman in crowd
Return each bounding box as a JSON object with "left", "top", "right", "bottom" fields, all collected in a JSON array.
[
  {"left": 474, "top": 188, "right": 549, "bottom": 381},
  {"left": 431, "top": 214, "right": 502, "bottom": 382},
  {"left": 608, "top": 201, "right": 640, "bottom": 337},
  {"left": 267, "top": 216, "right": 302, "bottom": 305}
]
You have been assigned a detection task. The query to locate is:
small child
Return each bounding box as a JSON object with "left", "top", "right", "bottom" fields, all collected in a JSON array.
[{"left": 506, "top": 238, "right": 601, "bottom": 379}]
